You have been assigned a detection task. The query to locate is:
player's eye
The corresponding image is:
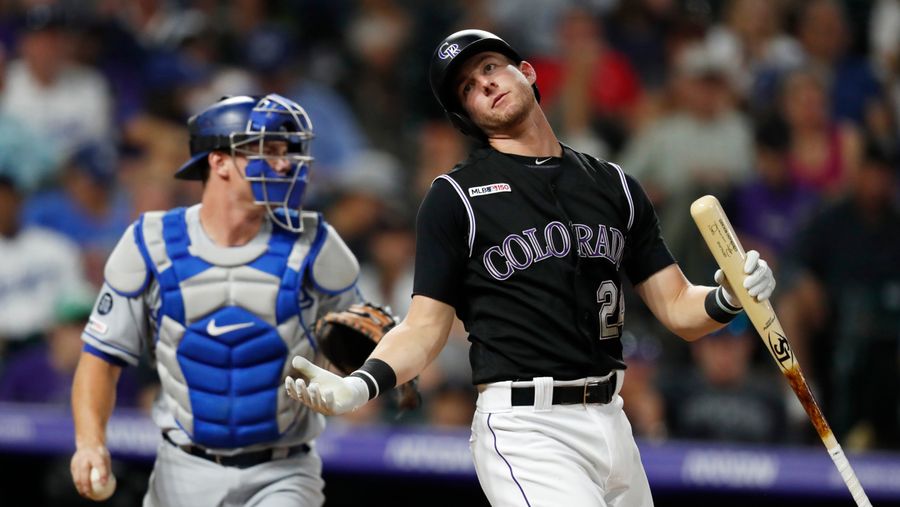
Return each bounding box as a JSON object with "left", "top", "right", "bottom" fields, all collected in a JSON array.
[
  {"left": 462, "top": 82, "right": 472, "bottom": 97},
  {"left": 485, "top": 63, "right": 495, "bottom": 72}
]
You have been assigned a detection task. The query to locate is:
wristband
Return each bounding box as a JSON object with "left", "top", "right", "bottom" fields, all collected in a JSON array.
[
  {"left": 350, "top": 359, "right": 397, "bottom": 400},
  {"left": 704, "top": 286, "right": 742, "bottom": 324}
]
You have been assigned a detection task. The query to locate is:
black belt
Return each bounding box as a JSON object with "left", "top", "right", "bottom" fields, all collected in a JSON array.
[
  {"left": 163, "top": 432, "right": 310, "bottom": 469},
  {"left": 510, "top": 373, "right": 617, "bottom": 406}
]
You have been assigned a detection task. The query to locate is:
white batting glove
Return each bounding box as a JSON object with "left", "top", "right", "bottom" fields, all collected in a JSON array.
[
  {"left": 284, "top": 356, "right": 370, "bottom": 416},
  {"left": 714, "top": 250, "right": 776, "bottom": 306}
]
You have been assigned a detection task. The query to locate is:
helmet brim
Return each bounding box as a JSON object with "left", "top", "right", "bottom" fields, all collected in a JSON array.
[{"left": 174, "top": 152, "right": 209, "bottom": 180}]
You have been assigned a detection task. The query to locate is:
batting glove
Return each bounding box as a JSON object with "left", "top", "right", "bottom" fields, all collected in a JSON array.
[
  {"left": 284, "top": 356, "right": 370, "bottom": 416},
  {"left": 715, "top": 250, "right": 776, "bottom": 306}
]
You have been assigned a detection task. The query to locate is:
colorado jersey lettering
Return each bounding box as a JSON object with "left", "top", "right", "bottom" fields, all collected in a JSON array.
[{"left": 413, "top": 145, "right": 674, "bottom": 384}]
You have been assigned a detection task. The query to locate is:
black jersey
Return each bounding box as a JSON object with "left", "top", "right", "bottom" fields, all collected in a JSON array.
[{"left": 414, "top": 144, "right": 674, "bottom": 384}]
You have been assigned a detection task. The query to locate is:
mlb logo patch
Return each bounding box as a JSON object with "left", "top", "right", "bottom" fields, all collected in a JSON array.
[
  {"left": 87, "top": 318, "right": 108, "bottom": 335},
  {"left": 468, "top": 183, "right": 511, "bottom": 197}
]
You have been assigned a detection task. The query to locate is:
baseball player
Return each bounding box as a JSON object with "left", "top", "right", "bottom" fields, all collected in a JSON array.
[
  {"left": 69, "top": 94, "right": 362, "bottom": 506},
  {"left": 285, "top": 30, "right": 776, "bottom": 506}
]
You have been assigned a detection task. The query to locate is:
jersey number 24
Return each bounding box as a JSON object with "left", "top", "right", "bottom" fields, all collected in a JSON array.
[{"left": 597, "top": 281, "right": 624, "bottom": 340}]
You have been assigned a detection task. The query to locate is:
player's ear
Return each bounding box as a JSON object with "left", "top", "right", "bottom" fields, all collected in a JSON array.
[
  {"left": 208, "top": 151, "right": 231, "bottom": 180},
  {"left": 519, "top": 60, "right": 537, "bottom": 87}
]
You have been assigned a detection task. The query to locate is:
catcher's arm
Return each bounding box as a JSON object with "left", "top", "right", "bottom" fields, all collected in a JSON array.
[{"left": 286, "top": 295, "right": 455, "bottom": 415}]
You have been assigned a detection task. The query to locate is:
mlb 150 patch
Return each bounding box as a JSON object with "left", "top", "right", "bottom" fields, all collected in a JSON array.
[{"left": 468, "top": 183, "right": 511, "bottom": 197}]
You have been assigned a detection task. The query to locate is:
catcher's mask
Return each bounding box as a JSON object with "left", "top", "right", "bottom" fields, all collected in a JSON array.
[{"left": 177, "top": 93, "right": 315, "bottom": 232}]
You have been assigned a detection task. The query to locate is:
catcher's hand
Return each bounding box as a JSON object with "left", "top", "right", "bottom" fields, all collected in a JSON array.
[
  {"left": 285, "top": 356, "right": 369, "bottom": 416},
  {"left": 315, "top": 302, "right": 398, "bottom": 374}
]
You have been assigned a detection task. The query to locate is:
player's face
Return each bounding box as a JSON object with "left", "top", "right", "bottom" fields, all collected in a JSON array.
[
  {"left": 259, "top": 140, "right": 292, "bottom": 174},
  {"left": 455, "top": 52, "right": 535, "bottom": 134},
  {"left": 232, "top": 140, "right": 292, "bottom": 178}
]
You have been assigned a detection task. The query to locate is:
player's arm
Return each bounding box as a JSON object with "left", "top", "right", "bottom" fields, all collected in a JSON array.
[
  {"left": 634, "top": 252, "right": 774, "bottom": 341},
  {"left": 286, "top": 177, "right": 464, "bottom": 415},
  {"left": 621, "top": 172, "right": 773, "bottom": 341},
  {"left": 70, "top": 352, "right": 121, "bottom": 498},
  {"left": 368, "top": 295, "right": 455, "bottom": 384},
  {"left": 71, "top": 221, "right": 149, "bottom": 497},
  {"left": 286, "top": 295, "right": 455, "bottom": 415}
]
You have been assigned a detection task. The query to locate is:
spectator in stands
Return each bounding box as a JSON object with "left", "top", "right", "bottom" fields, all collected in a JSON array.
[
  {"left": 23, "top": 142, "right": 132, "bottom": 287},
  {"left": 529, "top": 5, "right": 642, "bottom": 156},
  {"left": 793, "top": 0, "right": 882, "bottom": 127},
  {"left": 412, "top": 121, "right": 467, "bottom": 201},
  {"left": 342, "top": 0, "right": 414, "bottom": 158},
  {"left": 356, "top": 215, "right": 416, "bottom": 318},
  {"left": 323, "top": 149, "right": 403, "bottom": 262},
  {"left": 618, "top": 332, "right": 666, "bottom": 441},
  {"left": 0, "top": 289, "right": 139, "bottom": 407},
  {"left": 779, "top": 141, "right": 900, "bottom": 449},
  {"left": 704, "top": 0, "right": 802, "bottom": 99},
  {"left": 426, "top": 380, "right": 477, "bottom": 429},
  {"left": 603, "top": 0, "right": 678, "bottom": 91},
  {"left": 726, "top": 117, "right": 820, "bottom": 264},
  {"left": 0, "top": 4, "right": 112, "bottom": 157},
  {"left": 660, "top": 315, "right": 788, "bottom": 444},
  {"left": 0, "top": 175, "right": 86, "bottom": 348},
  {"left": 0, "top": 41, "right": 60, "bottom": 191},
  {"left": 780, "top": 69, "right": 861, "bottom": 199},
  {"left": 620, "top": 42, "right": 753, "bottom": 209},
  {"left": 620, "top": 42, "right": 753, "bottom": 281}
]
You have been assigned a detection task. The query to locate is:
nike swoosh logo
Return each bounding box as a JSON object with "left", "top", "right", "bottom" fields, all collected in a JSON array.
[
  {"left": 535, "top": 157, "right": 553, "bottom": 165},
  {"left": 206, "top": 320, "right": 254, "bottom": 336}
]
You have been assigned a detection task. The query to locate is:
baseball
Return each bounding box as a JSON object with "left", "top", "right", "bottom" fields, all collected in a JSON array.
[{"left": 88, "top": 467, "right": 117, "bottom": 501}]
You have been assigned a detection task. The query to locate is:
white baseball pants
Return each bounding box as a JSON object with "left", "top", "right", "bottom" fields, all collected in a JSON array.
[{"left": 470, "top": 372, "right": 653, "bottom": 507}]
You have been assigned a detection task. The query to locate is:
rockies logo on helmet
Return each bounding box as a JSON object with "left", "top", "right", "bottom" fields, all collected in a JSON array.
[{"left": 438, "top": 42, "right": 461, "bottom": 60}]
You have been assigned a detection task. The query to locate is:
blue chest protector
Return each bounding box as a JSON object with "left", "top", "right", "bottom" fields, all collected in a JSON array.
[{"left": 135, "top": 208, "right": 319, "bottom": 448}]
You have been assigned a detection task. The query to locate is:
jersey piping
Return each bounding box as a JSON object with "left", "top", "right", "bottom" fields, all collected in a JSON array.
[
  {"left": 608, "top": 162, "right": 634, "bottom": 231},
  {"left": 436, "top": 174, "right": 476, "bottom": 257}
]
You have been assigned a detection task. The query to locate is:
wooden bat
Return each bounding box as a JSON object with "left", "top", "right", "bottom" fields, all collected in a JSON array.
[{"left": 691, "top": 195, "right": 871, "bottom": 507}]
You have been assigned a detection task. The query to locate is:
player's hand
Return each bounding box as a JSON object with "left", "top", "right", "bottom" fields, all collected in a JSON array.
[
  {"left": 715, "top": 250, "right": 775, "bottom": 305},
  {"left": 70, "top": 444, "right": 111, "bottom": 499},
  {"left": 285, "top": 356, "right": 369, "bottom": 416}
]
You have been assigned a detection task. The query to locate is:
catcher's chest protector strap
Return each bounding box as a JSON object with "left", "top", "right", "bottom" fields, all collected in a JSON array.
[{"left": 135, "top": 208, "right": 303, "bottom": 449}]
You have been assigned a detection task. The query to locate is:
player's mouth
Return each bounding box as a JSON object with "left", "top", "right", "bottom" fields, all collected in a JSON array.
[{"left": 492, "top": 92, "right": 508, "bottom": 108}]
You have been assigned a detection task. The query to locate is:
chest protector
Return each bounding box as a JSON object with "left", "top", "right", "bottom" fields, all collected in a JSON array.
[{"left": 135, "top": 208, "right": 324, "bottom": 448}]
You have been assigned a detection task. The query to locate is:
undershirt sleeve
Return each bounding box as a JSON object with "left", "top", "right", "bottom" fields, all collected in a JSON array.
[
  {"left": 621, "top": 173, "right": 676, "bottom": 284},
  {"left": 412, "top": 178, "right": 469, "bottom": 308}
]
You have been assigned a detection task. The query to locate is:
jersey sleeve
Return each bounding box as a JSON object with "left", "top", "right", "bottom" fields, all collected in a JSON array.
[
  {"left": 412, "top": 178, "right": 469, "bottom": 308},
  {"left": 82, "top": 285, "right": 148, "bottom": 367},
  {"left": 621, "top": 173, "right": 675, "bottom": 284},
  {"left": 82, "top": 224, "right": 150, "bottom": 367}
]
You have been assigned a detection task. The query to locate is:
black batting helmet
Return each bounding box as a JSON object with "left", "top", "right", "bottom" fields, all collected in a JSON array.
[{"left": 429, "top": 29, "right": 540, "bottom": 139}]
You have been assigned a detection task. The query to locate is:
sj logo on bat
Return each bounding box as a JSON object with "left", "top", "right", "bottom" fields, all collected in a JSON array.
[{"left": 768, "top": 331, "right": 794, "bottom": 369}]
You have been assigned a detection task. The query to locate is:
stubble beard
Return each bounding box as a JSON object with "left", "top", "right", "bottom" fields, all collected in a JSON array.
[{"left": 477, "top": 91, "right": 532, "bottom": 134}]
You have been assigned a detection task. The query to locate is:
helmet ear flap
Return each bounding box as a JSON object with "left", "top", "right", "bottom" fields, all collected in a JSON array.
[{"left": 447, "top": 111, "right": 486, "bottom": 142}]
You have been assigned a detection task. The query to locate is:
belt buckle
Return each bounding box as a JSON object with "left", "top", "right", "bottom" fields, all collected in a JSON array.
[{"left": 583, "top": 380, "right": 602, "bottom": 404}]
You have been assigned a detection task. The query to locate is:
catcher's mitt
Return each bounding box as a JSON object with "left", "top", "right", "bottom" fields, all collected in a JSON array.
[{"left": 314, "top": 302, "right": 420, "bottom": 410}]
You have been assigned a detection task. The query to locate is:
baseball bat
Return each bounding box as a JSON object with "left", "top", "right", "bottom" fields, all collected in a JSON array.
[{"left": 690, "top": 195, "right": 871, "bottom": 507}]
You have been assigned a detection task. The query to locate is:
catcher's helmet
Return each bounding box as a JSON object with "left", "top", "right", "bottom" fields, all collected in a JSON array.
[
  {"left": 428, "top": 29, "right": 540, "bottom": 139},
  {"left": 176, "top": 94, "right": 315, "bottom": 232}
]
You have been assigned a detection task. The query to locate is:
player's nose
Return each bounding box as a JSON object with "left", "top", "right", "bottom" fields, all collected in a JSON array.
[
  {"left": 270, "top": 157, "right": 292, "bottom": 174},
  {"left": 476, "top": 76, "right": 496, "bottom": 95}
]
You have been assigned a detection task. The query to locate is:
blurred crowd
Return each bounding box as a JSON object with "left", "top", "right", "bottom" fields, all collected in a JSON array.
[{"left": 0, "top": 0, "right": 898, "bottom": 465}]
